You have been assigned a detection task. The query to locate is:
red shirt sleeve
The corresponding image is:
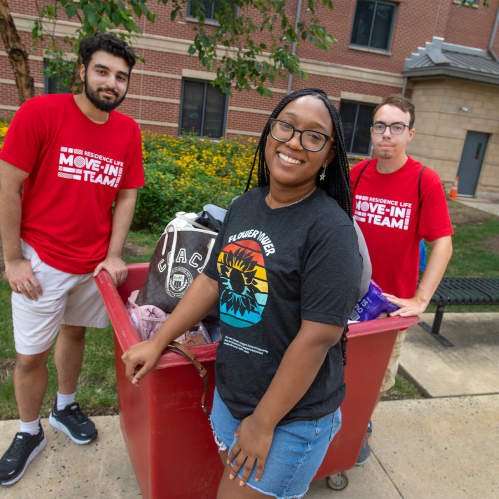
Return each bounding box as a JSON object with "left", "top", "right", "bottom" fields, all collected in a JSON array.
[
  {"left": 120, "top": 121, "right": 145, "bottom": 189},
  {"left": 419, "top": 168, "right": 454, "bottom": 242},
  {"left": 0, "top": 99, "right": 47, "bottom": 173}
]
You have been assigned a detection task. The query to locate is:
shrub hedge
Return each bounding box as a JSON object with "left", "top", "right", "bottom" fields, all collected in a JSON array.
[{"left": 136, "top": 133, "right": 257, "bottom": 232}]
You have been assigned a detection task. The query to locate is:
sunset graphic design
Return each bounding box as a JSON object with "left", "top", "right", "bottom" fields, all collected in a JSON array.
[{"left": 218, "top": 239, "right": 268, "bottom": 328}]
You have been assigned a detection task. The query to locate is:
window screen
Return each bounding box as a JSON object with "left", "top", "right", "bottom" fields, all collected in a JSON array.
[
  {"left": 340, "top": 101, "right": 376, "bottom": 155},
  {"left": 180, "top": 80, "right": 227, "bottom": 139},
  {"left": 44, "top": 60, "right": 71, "bottom": 94},
  {"left": 187, "top": 0, "right": 232, "bottom": 21},
  {"left": 351, "top": 1, "right": 396, "bottom": 51}
]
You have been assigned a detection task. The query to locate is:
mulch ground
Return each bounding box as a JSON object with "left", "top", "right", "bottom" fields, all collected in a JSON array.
[
  {"left": 0, "top": 359, "right": 15, "bottom": 385},
  {"left": 486, "top": 235, "right": 499, "bottom": 254},
  {"left": 121, "top": 240, "right": 148, "bottom": 258},
  {"left": 447, "top": 200, "right": 495, "bottom": 226}
]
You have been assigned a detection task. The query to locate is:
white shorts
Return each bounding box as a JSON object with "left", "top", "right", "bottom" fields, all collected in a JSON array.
[{"left": 12, "top": 240, "right": 109, "bottom": 355}]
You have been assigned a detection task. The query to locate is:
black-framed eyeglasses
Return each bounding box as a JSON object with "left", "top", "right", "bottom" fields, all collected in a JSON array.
[
  {"left": 268, "top": 119, "right": 333, "bottom": 152},
  {"left": 372, "top": 122, "right": 410, "bottom": 135}
]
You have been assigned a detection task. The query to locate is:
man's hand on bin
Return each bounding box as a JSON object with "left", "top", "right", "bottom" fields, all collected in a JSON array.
[
  {"left": 94, "top": 256, "right": 128, "bottom": 287},
  {"left": 383, "top": 293, "right": 428, "bottom": 317},
  {"left": 122, "top": 341, "right": 163, "bottom": 386},
  {"left": 384, "top": 235, "right": 452, "bottom": 318},
  {"left": 5, "top": 258, "right": 43, "bottom": 301}
]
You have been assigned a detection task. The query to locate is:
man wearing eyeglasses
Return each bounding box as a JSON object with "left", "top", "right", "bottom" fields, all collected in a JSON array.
[{"left": 350, "top": 95, "right": 453, "bottom": 465}]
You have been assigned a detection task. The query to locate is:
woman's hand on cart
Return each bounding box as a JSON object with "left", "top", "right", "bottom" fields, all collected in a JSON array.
[
  {"left": 227, "top": 414, "right": 274, "bottom": 486},
  {"left": 121, "top": 341, "right": 162, "bottom": 386}
]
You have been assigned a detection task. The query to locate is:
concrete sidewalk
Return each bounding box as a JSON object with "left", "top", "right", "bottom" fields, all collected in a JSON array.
[
  {"left": 456, "top": 198, "right": 499, "bottom": 217},
  {"left": 2, "top": 395, "right": 498, "bottom": 498},
  {"left": 400, "top": 313, "right": 499, "bottom": 398}
]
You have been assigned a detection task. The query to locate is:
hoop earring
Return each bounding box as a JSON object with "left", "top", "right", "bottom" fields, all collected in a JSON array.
[{"left": 319, "top": 166, "right": 326, "bottom": 181}]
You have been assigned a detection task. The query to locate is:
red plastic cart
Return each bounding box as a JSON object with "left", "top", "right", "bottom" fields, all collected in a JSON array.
[{"left": 95, "top": 264, "right": 418, "bottom": 498}]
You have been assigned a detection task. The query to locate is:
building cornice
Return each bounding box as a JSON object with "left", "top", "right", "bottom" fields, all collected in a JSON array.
[{"left": 402, "top": 66, "right": 499, "bottom": 88}]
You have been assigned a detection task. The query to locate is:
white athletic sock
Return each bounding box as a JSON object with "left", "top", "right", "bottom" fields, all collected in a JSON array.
[
  {"left": 57, "top": 391, "right": 76, "bottom": 411},
  {"left": 20, "top": 416, "right": 40, "bottom": 436}
]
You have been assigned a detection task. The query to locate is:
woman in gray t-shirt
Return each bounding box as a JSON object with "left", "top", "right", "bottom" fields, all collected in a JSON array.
[{"left": 122, "top": 88, "right": 362, "bottom": 499}]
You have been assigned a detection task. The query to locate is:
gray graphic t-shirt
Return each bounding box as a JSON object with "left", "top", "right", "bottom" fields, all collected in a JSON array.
[{"left": 204, "top": 186, "right": 362, "bottom": 425}]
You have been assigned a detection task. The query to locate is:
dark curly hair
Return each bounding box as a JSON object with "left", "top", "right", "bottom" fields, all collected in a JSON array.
[
  {"left": 79, "top": 33, "right": 136, "bottom": 72},
  {"left": 245, "top": 87, "right": 353, "bottom": 365}
]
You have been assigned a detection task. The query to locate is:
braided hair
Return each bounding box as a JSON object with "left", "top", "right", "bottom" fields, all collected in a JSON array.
[{"left": 245, "top": 87, "right": 353, "bottom": 365}]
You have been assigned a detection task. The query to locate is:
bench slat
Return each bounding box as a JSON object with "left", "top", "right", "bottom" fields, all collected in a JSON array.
[
  {"left": 428, "top": 278, "right": 499, "bottom": 306},
  {"left": 418, "top": 277, "right": 499, "bottom": 346}
]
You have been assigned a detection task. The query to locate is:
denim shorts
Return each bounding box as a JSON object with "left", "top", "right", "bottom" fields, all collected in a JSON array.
[{"left": 210, "top": 388, "right": 342, "bottom": 499}]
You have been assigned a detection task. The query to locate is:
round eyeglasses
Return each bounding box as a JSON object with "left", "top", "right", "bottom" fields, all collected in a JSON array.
[
  {"left": 372, "top": 123, "right": 410, "bottom": 135},
  {"left": 269, "top": 119, "right": 333, "bottom": 152}
]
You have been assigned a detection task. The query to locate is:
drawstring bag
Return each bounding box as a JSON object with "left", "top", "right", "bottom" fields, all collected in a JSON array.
[
  {"left": 135, "top": 212, "right": 219, "bottom": 322},
  {"left": 131, "top": 208, "right": 226, "bottom": 418}
]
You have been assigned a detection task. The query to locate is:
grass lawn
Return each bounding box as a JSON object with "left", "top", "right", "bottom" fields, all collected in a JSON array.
[
  {"left": 381, "top": 371, "right": 424, "bottom": 401},
  {"left": 0, "top": 201, "right": 498, "bottom": 419}
]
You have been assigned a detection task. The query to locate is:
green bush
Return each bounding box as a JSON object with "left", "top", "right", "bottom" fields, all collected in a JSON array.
[{"left": 133, "top": 133, "right": 258, "bottom": 232}]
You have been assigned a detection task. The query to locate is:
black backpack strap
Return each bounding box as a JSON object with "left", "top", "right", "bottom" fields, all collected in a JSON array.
[
  {"left": 195, "top": 211, "right": 222, "bottom": 233},
  {"left": 354, "top": 160, "right": 373, "bottom": 190},
  {"left": 418, "top": 166, "right": 427, "bottom": 207}
]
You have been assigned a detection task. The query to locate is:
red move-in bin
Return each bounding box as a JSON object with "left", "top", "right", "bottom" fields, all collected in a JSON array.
[{"left": 95, "top": 264, "right": 418, "bottom": 499}]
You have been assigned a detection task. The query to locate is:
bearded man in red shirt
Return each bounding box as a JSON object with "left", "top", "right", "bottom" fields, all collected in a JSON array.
[
  {"left": 0, "top": 34, "right": 144, "bottom": 485},
  {"left": 350, "top": 95, "right": 453, "bottom": 465}
]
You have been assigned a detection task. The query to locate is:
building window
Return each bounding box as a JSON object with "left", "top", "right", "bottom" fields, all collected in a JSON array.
[
  {"left": 187, "top": 0, "right": 223, "bottom": 21},
  {"left": 179, "top": 80, "right": 228, "bottom": 139},
  {"left": 350, "top": 0, "right": 396, "bottom": 51},
  {"left": 44, "top": 60, "right": 71, "bottom": 94},
  {"left": 340, "top": 101, "right": 376, "bottom": 156}
]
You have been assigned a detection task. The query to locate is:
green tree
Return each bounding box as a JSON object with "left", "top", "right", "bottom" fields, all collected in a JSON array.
[{"left": 2, "top": 0, "right": 339, "bottom": 103}]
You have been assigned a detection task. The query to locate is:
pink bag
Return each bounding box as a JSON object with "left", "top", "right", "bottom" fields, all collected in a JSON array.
[{"left": 126, "top": 290, "right": 212, "bottom": 345}]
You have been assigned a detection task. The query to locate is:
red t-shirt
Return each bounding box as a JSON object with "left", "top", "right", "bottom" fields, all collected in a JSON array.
[
  {"left": 0, "top": 94, "right": 145, "bottom": 274},
  {"left": 350, "top": 156, "right": 453, "bottom": 299}
]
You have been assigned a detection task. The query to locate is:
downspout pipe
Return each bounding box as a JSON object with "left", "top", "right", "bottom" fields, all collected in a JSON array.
[
  {"left": 488, "top": 4, "right": 499, "bottom": 64},
  {"left": 402, "top": 76, "right": 408, "bottom": 97},
  {"left": 287, "top": 0, "right": 303, "bottom": 95}
]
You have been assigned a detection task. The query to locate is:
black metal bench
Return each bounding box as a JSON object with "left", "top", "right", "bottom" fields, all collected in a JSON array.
[{"left": 419, "top": 277, "right": 499, "bottom": 347}]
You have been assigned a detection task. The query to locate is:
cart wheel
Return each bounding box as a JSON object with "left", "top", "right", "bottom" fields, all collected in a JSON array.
[{"left": 326, "top": 472, "right": 349, "bottom": 491}]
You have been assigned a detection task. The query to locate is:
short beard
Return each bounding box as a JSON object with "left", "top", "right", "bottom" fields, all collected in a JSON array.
[
  {"left": 84, "top": 73, "right": 126, "bottom": 112},
  {"left": 377, "top": 150, "right": 394, "bottom": 159}
]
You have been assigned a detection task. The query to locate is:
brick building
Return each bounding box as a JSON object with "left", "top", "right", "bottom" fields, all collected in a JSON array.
[{"left": 2, "top": 0, "right": 499, "bottom": 198}]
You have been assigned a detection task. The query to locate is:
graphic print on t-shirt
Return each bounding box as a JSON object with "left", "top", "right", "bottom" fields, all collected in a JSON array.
[
  {"left": 218, "top": 239, "right": 268, "bottom": 328},
  {"left": 58, "top": 146, "right": 123, "bottom": 187},
  {"left": 354, "top": 194, "right": 412, "bottom": 230}
]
